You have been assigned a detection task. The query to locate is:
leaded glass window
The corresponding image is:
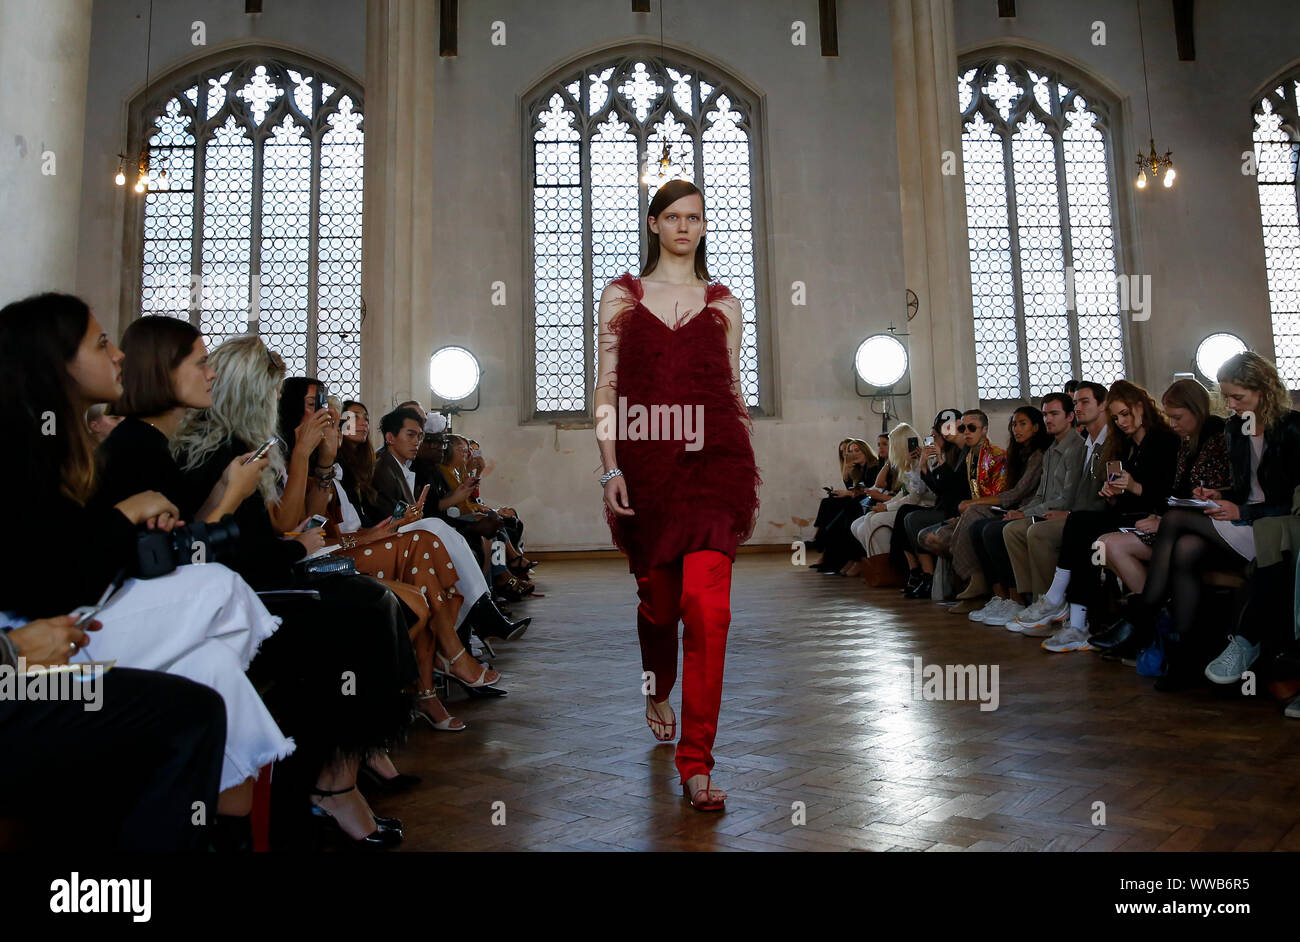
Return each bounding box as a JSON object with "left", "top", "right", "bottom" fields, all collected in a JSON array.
[
  {"left": 526, "top": 54, "right": 765, "bottom": 417},
  {"left": 1253, "top": 77, "right": 1300, "bottom": 387},
  {"left": 131, "top": 56, "right": 364, "bottom": 400},
  {"left": 958, "top": 59, "right": 1126, "bottom": 400}
]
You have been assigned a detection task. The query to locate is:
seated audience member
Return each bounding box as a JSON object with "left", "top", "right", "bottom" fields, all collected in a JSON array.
[
  {"left": 465, "top": 438, "right": 534, "bottom": 577},
  {"left": 1033, "top": 380, "right": 1179, "bottom": 653},
  {"left": 1090, "top": 378, "right": 1231, "bottom": 653},
  {"left": 0, "top": 613, "right": 228, "bottom": 852},
  {"left": 811, "top": 438, "right": 880, "bottom": 575},
  {"left": 280, "top": 379, "right": 503, "bottom": 714},
  {"left": 957, "top": 406, "right": 1050, "bottom": 624},
  {"left": 1116, "top": 353, "right": 1300, "bottom": 689},
  {"left": 973, "top": 395, "right": 1081, "bottom": 626},
  {"left": 850, "top": 423, "right": 932, "bottom": 562},
  {"left": 0, "top": 297, "right": 294, "bottom": 850},
  {"left": 171, "top": 336, "right": 421, "bottom": 847},
  {"left": 366, "top": 406, "right": 530, "bottom": 642},
  {"left": 85, "top": 402, "right": 122, "bottom": 443},
  {"left": 442, "top": 433, "right": 535, "bottom": 593},
  {"left": 912, "top": 410, "right": 1005, "bottom": 591},
  {"left": 1247, "top": 486, "right": 1300, "bottom": 716},
  {"left": 1008, "top": 382, "right": 1109, "bottom": 636},
  {"left": 808, "top": 439, "right": 873, "bottom": 556},
  {"left": 893, "top": 409, "right": 966, "bottom": 598}
]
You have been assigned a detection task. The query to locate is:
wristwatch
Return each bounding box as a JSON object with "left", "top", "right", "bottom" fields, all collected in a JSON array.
[{"left": 600, "top": 468, "right": 623, "bottom": 486}]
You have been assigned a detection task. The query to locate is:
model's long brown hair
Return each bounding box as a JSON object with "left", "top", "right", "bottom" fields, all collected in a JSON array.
[
  {"left": 1101, "top": 379, "right": 1171, "bottom": 464},
  {"left": 640, "top": 179, "right": 711, "bottom": 282}
]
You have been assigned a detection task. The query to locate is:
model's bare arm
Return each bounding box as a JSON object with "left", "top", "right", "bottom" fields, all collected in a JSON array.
[
  {"left": 720, "top": 296, "right": 746, "bottom": 412},
  {"left": 595, "top": 283, "right": 625, "bottom": 471}
]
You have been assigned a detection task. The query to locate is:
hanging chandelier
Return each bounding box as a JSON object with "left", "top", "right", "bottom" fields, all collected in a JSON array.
[
  {"left": 114, "top": 0, "right": 166, "bottom": 194},
  {"left": 639, "top": 0, "right": 683, "bottom": 187},
  {"left": 1133, "top": 0, "right": 1175, "bottom": 190}
]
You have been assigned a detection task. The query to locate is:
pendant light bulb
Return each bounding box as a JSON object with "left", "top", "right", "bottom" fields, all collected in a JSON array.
[
  {"left": 1136, "top": 169, "right": 1147, "bottom": 189},
  {"left": 1163, "top": 164, "right": 1176, "bottom": 188}
]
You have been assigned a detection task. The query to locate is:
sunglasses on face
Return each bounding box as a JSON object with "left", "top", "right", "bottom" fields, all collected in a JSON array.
[{"left": 958, "top": 424, "right": 982, "bottom": 433}]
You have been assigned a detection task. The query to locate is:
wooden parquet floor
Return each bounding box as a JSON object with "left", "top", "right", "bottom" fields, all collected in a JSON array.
[{"left": 381, "top": 555, "right": 1300, "bottom": 851}]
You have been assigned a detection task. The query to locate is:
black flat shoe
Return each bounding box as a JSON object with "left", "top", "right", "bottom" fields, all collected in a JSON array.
[
  {"left": 903, "top": 575, "right": 933, "bottom": 599},
  {"left": 358, "top": 765, "right": 422, "bottom": 796},
  {"left": 372, "top": 814, "right": 403, "bottom": 831}
]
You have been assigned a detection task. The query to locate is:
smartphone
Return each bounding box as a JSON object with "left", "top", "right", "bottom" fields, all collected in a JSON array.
[
  {"left": 1106, "top": 460, "right": 1123, "bottom": 482},
  {"left": 923, "top": 435, "right": 935, "bottom": 447},
  {"left": 314, "top": 384, "right": 328, "bottom": 411},
  {"left": 990, "top": 506, "right": 1007, "bottom": 515},
  {"left": 417, "top": 484, "right": 431, "bottom": 507},
  {"left": 1029, "top": 515, "right": 1045, "bottom": 523},
  {"left": 907, "top": 436, "right": 919, "bottom": 452},
  {"left": 391, "top": 500, "right": 409, "bottom": 520},
  {"left": 243, "top": 437, "right": 278, "bottom": 465}
]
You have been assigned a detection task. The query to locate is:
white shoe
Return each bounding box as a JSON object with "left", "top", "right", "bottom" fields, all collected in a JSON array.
[
  {"left": 985, "top": 602, "right": 1025, "bottom": 627},
  {"left": 1041, "top": 625, "right": 1092, "bottom": 653},
  {"left": 1285, "top": 697, "right": 1300, "bottom": 719},
  {"left": 968, "top": 598, "right": 1004, "bottom": 623},
  {"left": 1013, "top": 596, "right": 1069, "bottom": 630},
  {"left": 1204, "top": 635, "right": 1260, "bottom": 684}
]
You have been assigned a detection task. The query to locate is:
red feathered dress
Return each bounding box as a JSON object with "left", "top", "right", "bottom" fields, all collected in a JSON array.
[{"left": 601, "top": 272, "right": 762, "bottom": 574}]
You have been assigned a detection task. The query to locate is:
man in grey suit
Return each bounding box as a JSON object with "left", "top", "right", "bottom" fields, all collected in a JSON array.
[{"left": 1005, "top": 382, "right": 1111, "bottom": 635}]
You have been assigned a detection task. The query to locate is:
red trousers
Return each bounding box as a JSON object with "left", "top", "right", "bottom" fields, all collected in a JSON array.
[{"left": 634, "top": 549, "right": 733, "bottom": 784}]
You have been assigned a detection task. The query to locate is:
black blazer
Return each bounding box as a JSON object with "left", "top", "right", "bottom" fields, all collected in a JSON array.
[
  {"left": 1109, "top": 425, "right": 1180, "bottom": 516},
  {"left": 1224, "top": 409, "right": 1300, "bottom": 522},
  {"left": 921, "top": 447, "right": 972, "bottom": 518}
]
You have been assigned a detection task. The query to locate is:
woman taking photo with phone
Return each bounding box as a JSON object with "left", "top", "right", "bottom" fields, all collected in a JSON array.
[
  {"left": 0, "top": 295, "right": 295, "bottom": 849},
  {"left": 172, "top": 336, "right": 420, "bottom": 848},
  {"left": 596, "top": 179, "right": 761, "bottom": 812}
]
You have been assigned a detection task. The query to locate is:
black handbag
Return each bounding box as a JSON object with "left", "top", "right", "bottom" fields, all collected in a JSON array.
[{"left": 291, "top": 553, "right": 356, "bottom": 585}]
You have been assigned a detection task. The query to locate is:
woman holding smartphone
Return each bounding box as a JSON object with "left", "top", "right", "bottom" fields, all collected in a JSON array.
[
  {"left": 279, "top": 377, "right": 503, "bottom": 719},
  {"left": 1037, "top": 381, "right": 1179, "bottom": 653},
  {"left": 596, "top": 179, "right": 761, "bottom": 812},
  {"left": 0, "top": 295, "right": 295, "bottom": 849}
]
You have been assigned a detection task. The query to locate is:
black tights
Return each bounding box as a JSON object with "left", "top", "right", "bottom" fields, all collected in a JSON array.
[{"left": 1139, "top": 509, "right": 1241, "bottom": 637}]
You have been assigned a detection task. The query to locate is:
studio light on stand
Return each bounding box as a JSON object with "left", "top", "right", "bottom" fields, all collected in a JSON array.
[
  {"left": 853, "top": 328, "right": 910, "bottom": 434},
  {"left": 429, "top": 344, "right": 481, "bottom": 435}
]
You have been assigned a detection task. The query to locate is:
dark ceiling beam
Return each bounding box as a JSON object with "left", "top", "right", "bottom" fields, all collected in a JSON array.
[
  {"left": 997, "top": 0, "right": 1015, "bottom": 16},
  {"left": 819, "top": 0, "right": 838, "bottom": 57},
  {"left": 439, "top": 0, "right": 457, "bottom": 57},
  {"left": 1173, "top": 0, "right": 1195, "bottom": 61}
]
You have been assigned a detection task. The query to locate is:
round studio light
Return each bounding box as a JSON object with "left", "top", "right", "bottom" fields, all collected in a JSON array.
[
  {"left": 429, "top": 345, "right": 480, "bottom": 401},
  {"left": 1194, "top": 332, "right": 1247, "bottom": 383},
  {"left": 854, "top": 334, "right": 908, "bottom": 388}
]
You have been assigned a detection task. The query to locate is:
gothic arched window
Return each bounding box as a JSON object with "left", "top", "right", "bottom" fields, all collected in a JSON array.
[
  {"left": 958, "top": 57, "right": 1127, "bottom": 400},
  {"left": 128, "top": 52, "right": 364, "bottom": 400},
  {"left": 1253, "top": 73, "right": 1300, "bottom": 386},
  {"left": 525, "top": 51, "right": 770, "bottom": 419}
]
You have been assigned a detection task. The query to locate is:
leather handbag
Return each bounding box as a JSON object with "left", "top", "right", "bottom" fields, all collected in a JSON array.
[{"left": 861, "top": 523, "right": 903, "bottom": 587}]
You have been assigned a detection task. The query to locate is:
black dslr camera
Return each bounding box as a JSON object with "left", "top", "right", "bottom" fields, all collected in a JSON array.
[{"left": 134, "top": 515, "right": 241, "bottom": 579}]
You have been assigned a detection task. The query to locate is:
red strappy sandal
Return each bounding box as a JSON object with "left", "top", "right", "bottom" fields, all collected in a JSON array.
[
  {"left": 682, "top": 775, "right": 726, "bottom": 812},
  {"left": 645, "top": 696, "right": 676, "bottom": 742}
]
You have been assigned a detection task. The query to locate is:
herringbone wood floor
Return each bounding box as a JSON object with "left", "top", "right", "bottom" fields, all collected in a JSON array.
[{"left": 381, "top": 555, "right": 1300, "bottom": 851}]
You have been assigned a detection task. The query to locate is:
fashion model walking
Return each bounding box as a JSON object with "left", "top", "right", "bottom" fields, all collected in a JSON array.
[{"left": 595, "top": 179, "right": 761, "bottom": 812}]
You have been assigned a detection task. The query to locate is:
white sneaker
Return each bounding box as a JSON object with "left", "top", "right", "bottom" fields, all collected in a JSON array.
[
  {"left": 968, "top": 598, "right": 1004, "bottom": 623},
  {"left": 985, "top": 602, "right": 1025, "bottom": 627},
  {"left": 1285, "top": 697, "right": 1300, "bottom": 719},
  {"left": 1042, "top": 625, "right": 1092, "bottom": 653},
  {"left": 1012, "top": 596, "right": 1069, "bottom": 630},
  {"left": 1204, "top": 635, "right": 1260, "bottom": 684}
]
